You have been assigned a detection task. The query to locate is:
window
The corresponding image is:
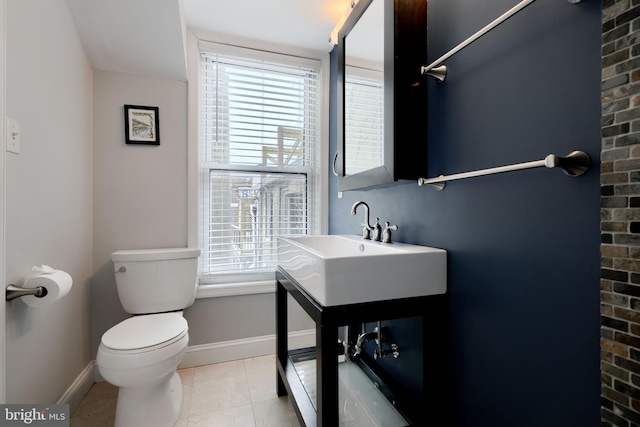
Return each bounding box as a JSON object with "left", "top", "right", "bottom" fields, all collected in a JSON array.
[
  {"left": 344, "top": 67, "right": 384, "bottom": 176},
  {"left": 197, "top": 42, "right": 322, "bottom": 285}
]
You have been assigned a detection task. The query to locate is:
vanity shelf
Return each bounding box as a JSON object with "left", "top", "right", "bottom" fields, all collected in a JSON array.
[{"left": 276, "top": 267, "right": 447, "bottom": 426}]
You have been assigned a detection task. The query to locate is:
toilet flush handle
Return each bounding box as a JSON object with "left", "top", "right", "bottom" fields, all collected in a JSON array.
[{"left": 116, "top": 266, "right": 126, "bottom": 273}]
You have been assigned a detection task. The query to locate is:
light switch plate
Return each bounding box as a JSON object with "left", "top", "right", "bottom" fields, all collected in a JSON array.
[{"left": 6, "top": 117, "right": 20, "bottom": 154}]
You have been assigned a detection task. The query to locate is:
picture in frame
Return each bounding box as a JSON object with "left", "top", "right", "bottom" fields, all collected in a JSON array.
[{"left": 124, "top": 105, "right": 160, "bottom": 145}]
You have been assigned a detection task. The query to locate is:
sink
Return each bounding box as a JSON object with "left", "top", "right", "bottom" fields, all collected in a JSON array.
[{"left": 277, "top": 235, "right": 446, "bottom": 307}]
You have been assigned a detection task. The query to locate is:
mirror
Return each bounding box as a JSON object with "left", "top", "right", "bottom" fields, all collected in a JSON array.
[
  {"left": 336, "top": 0, "right": 428, "bottom": 191},
  {"left": 344, "top": 0, "right": 384, "bottom": 177}
]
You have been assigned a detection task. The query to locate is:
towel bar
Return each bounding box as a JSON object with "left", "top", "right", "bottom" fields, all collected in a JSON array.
[
  {"left": 421, "top": 0, "right": 582, "bottom": 81},
  {"left": 418, "top": 150, "right": 590, "bottom": 191}
]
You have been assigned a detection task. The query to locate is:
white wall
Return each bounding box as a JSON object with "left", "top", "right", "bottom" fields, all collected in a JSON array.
[
  {"left": 92, "top": 70, "right": 189, "bottom": 353},
  {"left": 5, "top": 0, "right": 93, "bottom": 404}
]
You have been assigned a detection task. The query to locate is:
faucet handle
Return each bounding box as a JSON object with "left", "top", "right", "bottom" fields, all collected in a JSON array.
[
  {"left": 382, "top": 222, "right": 398, "bottom": 243},
  {"left": 360, "top": 223, "right": 371, "bottom": 240},
  {"left": 372, "top": 218, "right": 383, "bottom": 241}
]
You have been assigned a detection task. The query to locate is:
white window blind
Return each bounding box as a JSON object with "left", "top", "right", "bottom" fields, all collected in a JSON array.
[
  {"left": 199, "top": 44, "right": 321, "bottom": 283},
  {"left": 344, "top": 69, "right": 384, "bottom": 176}
]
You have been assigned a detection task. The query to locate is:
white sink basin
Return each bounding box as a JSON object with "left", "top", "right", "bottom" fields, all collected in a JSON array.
[{"left": 277, "top": 235, "right": 446, "bottom": 307}]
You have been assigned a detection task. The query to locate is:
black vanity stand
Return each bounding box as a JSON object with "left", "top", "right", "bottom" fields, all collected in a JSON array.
[{"left": 276, "top": 267, "right": 448, "bottom": 427}]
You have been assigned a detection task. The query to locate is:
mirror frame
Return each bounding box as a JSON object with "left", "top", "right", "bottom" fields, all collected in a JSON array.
[
  {"left": 336, "top": 0, "right": 429, "bottom": 192},
  {"left": 336, "top": 0, "right": 394, "bottom": 191}
]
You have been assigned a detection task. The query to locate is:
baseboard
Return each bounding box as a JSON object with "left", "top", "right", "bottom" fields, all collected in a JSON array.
[
  {"left": 179, "top": 329, "right": 315, "bottom": 369},
  {"left": 57, "top": 361, "right": 96, "bottom": 415}
]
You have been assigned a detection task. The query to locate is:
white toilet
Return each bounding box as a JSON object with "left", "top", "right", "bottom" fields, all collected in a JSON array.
[{"left": 96, "top": 247, "right": 200, "bottom": 427}]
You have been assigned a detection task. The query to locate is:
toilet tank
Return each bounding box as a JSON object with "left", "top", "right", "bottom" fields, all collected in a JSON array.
[{"left": 111, "top": 248, "right": 201, "bottom": 315}]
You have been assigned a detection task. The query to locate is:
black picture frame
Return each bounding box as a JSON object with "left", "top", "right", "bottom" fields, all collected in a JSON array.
[{"left": 124, "top": 105, "right": 160, "bottom": 145}]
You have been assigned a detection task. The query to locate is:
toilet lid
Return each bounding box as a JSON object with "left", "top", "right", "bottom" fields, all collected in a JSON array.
[{"left": 101, "top": 313, "right": 187, "bottom": 351}]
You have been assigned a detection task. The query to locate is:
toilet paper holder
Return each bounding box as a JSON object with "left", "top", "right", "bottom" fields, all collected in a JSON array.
[{"left": 5, "top": 284, "right": 48, "bottom": 301}]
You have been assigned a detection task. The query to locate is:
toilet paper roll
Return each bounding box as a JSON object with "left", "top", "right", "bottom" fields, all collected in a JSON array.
[{"left": 22, "top": 269, "right": 73, "bottom": 308}]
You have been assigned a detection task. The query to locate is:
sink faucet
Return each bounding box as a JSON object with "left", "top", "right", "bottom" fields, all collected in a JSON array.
[{"left": 351, "top": 201, "right": 373, "bottom": 239}]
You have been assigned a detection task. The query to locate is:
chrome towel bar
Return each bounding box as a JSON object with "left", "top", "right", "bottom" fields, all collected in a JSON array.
[
  {"left": 417, "top": 150, "right": 590, "bottom": 191},
  {"left": 421, "top": 0, "right": 582, "bottom": 81}
]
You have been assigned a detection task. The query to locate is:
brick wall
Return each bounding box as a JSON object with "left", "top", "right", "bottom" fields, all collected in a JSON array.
[{"left": 601, "top": 1, "right": 640, "bottom": 425}]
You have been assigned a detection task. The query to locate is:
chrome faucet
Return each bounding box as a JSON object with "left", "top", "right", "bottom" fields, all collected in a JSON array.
[{"left": 351, "top": 201, "right": 373, "bottom": 239}]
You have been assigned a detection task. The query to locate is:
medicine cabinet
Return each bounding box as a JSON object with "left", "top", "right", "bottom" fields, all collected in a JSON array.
[{"left": 335, "top": 0, "right": 429, "bottom": 191}]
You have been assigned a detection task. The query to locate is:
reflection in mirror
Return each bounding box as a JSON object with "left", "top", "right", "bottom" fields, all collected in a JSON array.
[{"left": 344, "top": 0, "right": 384, "bottom": 176}]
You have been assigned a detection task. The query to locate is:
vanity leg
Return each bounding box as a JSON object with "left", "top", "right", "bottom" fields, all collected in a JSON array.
[
  {"left": 276, "top": 281, "right": 288, "bottom": 397},
  {"left": 422, "top": 298, "right": 448, "bottom": 425},
  {"left": 317, "top": 321, "right": 338, "bottom": 426}
]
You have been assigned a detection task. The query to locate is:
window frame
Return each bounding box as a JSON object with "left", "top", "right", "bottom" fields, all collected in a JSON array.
[{"left": 187, "top": 31, "right": 329, "bottom": 298}]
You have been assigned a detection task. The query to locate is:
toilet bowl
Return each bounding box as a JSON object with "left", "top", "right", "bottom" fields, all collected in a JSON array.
[
  {"left": 95, "top": 247, "right": 200, "bottom": 427},
  {"left": 97, "top": 312, "right": 189, "bottom": 427}
]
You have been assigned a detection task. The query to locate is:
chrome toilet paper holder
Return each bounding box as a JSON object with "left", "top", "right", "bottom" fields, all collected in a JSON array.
[{"left": 5, "top": 284, "right": 48, "bottom": 301}]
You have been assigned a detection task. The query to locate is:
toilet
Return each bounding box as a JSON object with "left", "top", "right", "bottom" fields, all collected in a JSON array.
[{"left": 96, "top": 247, "right": 200, "bottom": 427}]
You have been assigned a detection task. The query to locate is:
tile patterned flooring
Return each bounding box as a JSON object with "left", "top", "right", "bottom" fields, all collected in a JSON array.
[{"left": 70, "top": 354, "right": 301, "bottom": 427}]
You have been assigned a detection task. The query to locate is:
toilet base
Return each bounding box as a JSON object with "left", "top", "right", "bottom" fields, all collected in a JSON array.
[{"left": 114, "top": 371, "right": 183, "bottom": 427}]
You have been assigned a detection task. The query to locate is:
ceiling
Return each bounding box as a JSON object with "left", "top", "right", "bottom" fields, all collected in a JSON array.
[{"left": 66, "top": 0, "right": 348, "bottom": 81}]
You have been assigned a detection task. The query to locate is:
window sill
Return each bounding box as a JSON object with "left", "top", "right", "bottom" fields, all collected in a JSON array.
[{"left": 196, "top": 280, "right": 276, "bottom": 299}]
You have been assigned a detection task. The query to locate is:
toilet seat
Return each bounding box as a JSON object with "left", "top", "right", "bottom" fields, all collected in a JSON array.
[{"left": 101, "top": 312, "right": 187, "bottom": 353}]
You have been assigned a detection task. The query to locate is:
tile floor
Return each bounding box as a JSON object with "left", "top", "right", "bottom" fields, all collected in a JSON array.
[{"left": 70, "top": 354, "right": 301, "bottom": 427}]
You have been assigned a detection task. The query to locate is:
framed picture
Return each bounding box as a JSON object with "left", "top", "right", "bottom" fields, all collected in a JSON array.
[{"left": 124, "top": 105, "right": 160, "bottom": 145}]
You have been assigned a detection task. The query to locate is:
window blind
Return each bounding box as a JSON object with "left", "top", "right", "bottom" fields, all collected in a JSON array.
[
  {"left": 344, "top": 70, "right": 384, "bottom": 176},
  {"left": 199, "top": 45, "right": 321, "bottom": 282}
]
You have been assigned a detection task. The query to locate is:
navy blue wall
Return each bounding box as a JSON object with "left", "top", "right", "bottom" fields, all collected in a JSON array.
[{"left": 328, "top": 0, "right": 602, "bottom": 425}]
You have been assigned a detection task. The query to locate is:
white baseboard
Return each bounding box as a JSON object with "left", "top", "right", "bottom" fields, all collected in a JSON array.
[
  {"left": 57, "top": 361, "right": 96, "bottom": 415},
  {"left": 179, "top": 329, "right": 315, "bottom": 369}
]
